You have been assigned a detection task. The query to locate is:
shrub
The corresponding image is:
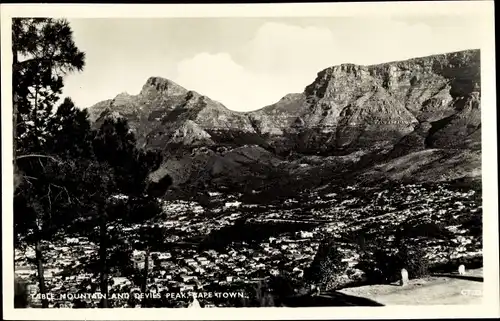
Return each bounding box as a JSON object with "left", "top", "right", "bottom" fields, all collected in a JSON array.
[
  {"left": 356, "top": 238, "right": 429, "bottom": 284},
  {"left": 402, "top": 222, "right": 454, "bottom": 240},
  {"left": 304, "top": 239, "right": 348, "bottom": 291},
  {"left": 397, "top": 243, "right": 429, "bottom": 279},
  {"left": 460, "top": 213, "right": 482, "bottom": 238},
  {"left": 267, "top": 274, "right": 297, "bottom": 299},
  {"left": 356, "top": 248, "right": 400, "bottom": 284}
]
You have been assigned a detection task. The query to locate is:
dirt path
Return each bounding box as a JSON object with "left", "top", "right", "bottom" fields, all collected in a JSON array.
[{"left": 338, "top": 268, "right": 483, "bottom": 305}]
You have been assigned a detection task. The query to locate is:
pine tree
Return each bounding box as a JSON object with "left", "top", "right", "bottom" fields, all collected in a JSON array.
[
  {"left": 12, "top": 18, "right": 171, "bottom": 310},
  {"left": 12, "top": 19, "right": 86, "bottom": 308},
  {"left": 14, "top": 99, "right": 95, "bottom": 309},
  {"left": 136, "top": 225, "right": 166, "bottom": 307},
  {"left": 13, "top": 18, "right": 85, "bottom": 190},
  {"left": 304, "top": 239, "right": 348, "bottom": 291},
  {"left": 80, "top": 116, "right": 168, "bottom": 308}
]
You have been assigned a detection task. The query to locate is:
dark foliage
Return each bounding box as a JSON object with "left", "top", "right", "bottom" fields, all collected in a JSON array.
[
  {"left": 397, "top": 243, "right": 429, "bottom": 279},
  {"left": 460, "top": 213, "right": 482, "bottom": 239},
  {"left": 304, "top": 239, "right": 348, "bottom": 291},
  {"left": 147, "top": 174, "right": 173, "bottom": 198},
  {"left": 14, "top": 278, "right": 29, "bottom": 308},
  {"left": 201, "top": 220, "right": 317, "bottom": 250},
  {"left": 396, "top": 221, "right": 454, "bottom": 240},
  {"left": 13, "top": 18, "right": 85, "bottom": 159},
  {"left": 239, "top": 280, "right": 278, "bottom": 307},
  {"left": 12, "top": 18, "right": 172, "bottom": 309},
  {"left": 355, "top": 235, "right": 430, "bottom": 284}
]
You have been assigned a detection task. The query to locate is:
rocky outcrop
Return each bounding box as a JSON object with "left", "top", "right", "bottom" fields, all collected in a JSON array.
[{"left": 247, "top": 49, "right": 480, "bottom": 155}]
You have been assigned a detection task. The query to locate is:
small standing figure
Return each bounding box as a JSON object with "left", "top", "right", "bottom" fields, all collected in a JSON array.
[
  {"left": 310, "top": 284, "right": 321, "bottom": 296},
  {"left": 188, "top": 296, "right": 201, "bottom": 308},
  {"left": 458, "top": 264, "right": 466, "bottom": 275},
  {"left": 400, "top": 268, "right": 409, "bottom": 286}
]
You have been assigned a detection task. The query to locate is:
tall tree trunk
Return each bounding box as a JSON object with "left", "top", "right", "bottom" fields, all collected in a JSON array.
[
  {"left": 35, "top": 240, "right": 48, "bottom": 308},
  {"left": 13, "top": 91, "right": 22, "bottom": 190},
  {"left": 99, "top": 213, "right": 109, "bottom": 308},
  {"left": 141, "top": 246, "right": 150, "bottom": 307},
  {"left": 12, "top": 49, "right": 21, "bottom": 190}
]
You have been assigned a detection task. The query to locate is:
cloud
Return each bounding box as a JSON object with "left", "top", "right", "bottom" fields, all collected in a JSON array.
[
  {"left": 173, "top": 22, "right": 340, "bottom": 112},
  {"left": 173, "top": 19, "right": 482, "bottom": 112},
  {"left": 64, "top": 18, "right": 484, "bottom": 111},
  {"left": 174, "top": 52, "right": 306, "bottom": 112},
  {"left": 242, "top": 22, "right": 339, "bottom": 74}
]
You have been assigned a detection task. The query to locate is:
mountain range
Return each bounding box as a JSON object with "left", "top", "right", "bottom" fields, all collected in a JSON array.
[{"left": 87, "top": 49, "right": 481, "bottom": 196}]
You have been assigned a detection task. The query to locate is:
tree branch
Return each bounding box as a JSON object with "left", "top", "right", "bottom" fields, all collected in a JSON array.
[
  {"left": 14, "top": 55, "right": 82, "bottom": 74},
  {"left": 15, "top": 154, "right": 62, "bottom": 163},
  {"left": 49, "top": 183, "right": 74, "bottom": 204},
  {"left": 47, "top": 185, "right": 52, "bottom": 213}
]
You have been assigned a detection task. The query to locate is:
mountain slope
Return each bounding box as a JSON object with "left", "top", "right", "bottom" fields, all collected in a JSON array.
[{"left": 87, "top": 49, "right": 481, "bottom": 190}]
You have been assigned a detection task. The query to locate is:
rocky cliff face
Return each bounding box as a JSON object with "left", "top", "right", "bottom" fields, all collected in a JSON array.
[{"left": 87, "top": 49, "right": 481, "bottom": 189}]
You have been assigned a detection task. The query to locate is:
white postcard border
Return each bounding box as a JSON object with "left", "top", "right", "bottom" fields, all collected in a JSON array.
[{"left": 1, "top": 2, "right": 498, "bottom": 320}]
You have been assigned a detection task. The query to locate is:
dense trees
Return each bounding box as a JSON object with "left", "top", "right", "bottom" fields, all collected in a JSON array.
[
  {"left": 13, "top": 18, "right": 85, "bottom": 190},
  {"left": 12, "top": 18, "right": 170, "bottom": 309},
  {"left": 355, "top": 232, "right": 430, "bottom": 285},
  {"left": 13, "top": 17, "right": 87, "bottom": 308},
  {"left": 14, "top": 277, "right": 29, "bottom": 308}
]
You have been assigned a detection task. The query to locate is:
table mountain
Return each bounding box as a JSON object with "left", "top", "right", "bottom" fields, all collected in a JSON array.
[{"left": 248, "top": 49, "right": 480, "bottom": 156}]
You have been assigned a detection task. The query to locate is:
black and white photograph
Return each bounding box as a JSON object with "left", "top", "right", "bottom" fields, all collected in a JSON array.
[{"left": 1, "top": 1, "right": 498, "bottom": 320}]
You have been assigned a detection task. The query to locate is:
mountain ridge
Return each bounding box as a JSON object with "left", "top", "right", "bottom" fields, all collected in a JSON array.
[
  {"left": 87, "top": 49, "right": 481, "bottom": 192},
  {"left": 88, "top": 49, "right": 479, "bottom": 113}
]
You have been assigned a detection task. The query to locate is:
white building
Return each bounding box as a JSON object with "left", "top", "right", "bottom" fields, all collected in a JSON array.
[
  {"left": 300, "top": 231, "right": 314, "bottom": 238},
  {"left": 224, "top": 201, "right": 242, "bottom": 209},
  {"left": 65, "top": 237, "right": 79, "bottom": 245}
]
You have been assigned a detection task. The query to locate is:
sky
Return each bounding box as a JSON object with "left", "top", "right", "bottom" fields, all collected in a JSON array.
[{"left": 62, "top": 16, "right": 486, "bottom": 112}]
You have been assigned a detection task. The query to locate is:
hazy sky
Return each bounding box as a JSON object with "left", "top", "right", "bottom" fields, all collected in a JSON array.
[{"left": 62, "top": 16, "right": 485, "bottom": 112}]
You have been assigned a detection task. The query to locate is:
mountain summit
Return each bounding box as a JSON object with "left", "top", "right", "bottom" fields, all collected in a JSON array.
[{"left": 88, "top": 77, "right": 257, "bottom": 149}]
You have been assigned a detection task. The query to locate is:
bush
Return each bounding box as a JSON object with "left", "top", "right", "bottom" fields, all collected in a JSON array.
[
  {"left": 397, "top": 243, "right": 429, "bottom": 279},
  {"left": 356, "top": 248, "right": 399, "bottom": 284},
  {"left": 460, "top": 214, "right": 482, "bottom": 238},
  {"left": 356, "top": 239, "right": 429, "bottom": 284},
  {"left": 267, "top": 274, "right": 297, "bottom": 299},
  {"left": 400, "top": 222, "right": 454, "bottom": 240},
  {"left": 304, "top": 239, "right": 348, "bottom": 291}
]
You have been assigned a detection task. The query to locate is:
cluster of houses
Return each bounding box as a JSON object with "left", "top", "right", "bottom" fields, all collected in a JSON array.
[{"left": 15, "top": 182, "right": 481, "bottom": 308}]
